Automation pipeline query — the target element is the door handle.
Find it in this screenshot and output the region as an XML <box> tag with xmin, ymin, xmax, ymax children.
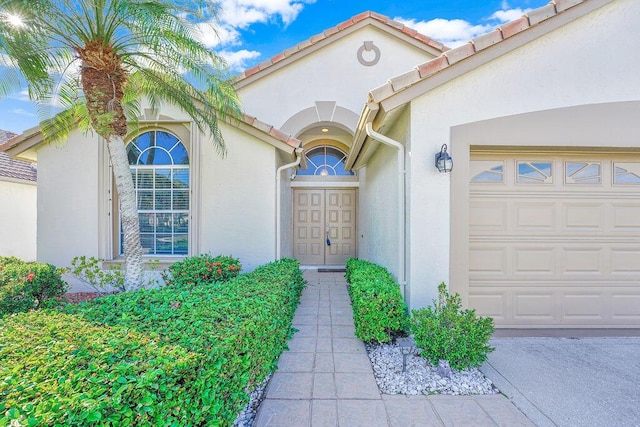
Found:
<box><xmin>326</xmin><ymin>230</ymin><xmax>331</xmax><ymax>246</ymax></box>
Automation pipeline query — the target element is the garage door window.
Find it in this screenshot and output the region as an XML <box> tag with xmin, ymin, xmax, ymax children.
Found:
<box><xmin>613</xmin><ymin>163</ymin><xmax>640</xmax><ymax>185</ymax></box>
<box><xmin>565</xmin><ymin>162</ymin><xmax>601</xmax><ymax>184</ymax></box>
<box><xmin>517</xmin><ymin>161</ymin><xmax>552</xmax><ymax>184</ymax></box>
<box><xmin>470</xmin><ymin>160</ymin><xmax>504</xmax><ymax>183</ymax></box>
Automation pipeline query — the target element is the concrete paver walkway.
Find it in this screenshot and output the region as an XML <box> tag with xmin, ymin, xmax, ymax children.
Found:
<box><xmin>255</xmin><ymin>269</ymin><xmax>534</xmax><ymax>426</ymax></box>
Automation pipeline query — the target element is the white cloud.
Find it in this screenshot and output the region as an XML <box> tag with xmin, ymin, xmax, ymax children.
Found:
<box><xmin>194</xmin><ymin>21</ymin><xmax>241</xmax><ymax>48</ymax></box>
<box><xmin>10</xmin><ymin>108</ymin><xmax>35</xmax><ymax>117</ymax></box>
<box><xmin>218</xmin><ymin>0</ymin><xmax>315</xmax><ymax>28</ymax></box>
<box><xmin>489</xmin><ymin>8</ymin><xmax>529</xmax><ymax>23</ymax></box>
<box><xmin>394</xmin><ymin>6</ymin><xmax>533</xmax><ymax>48</ymax></box>
<box><xmin>8</xmin><ymin>90</ymin><xmax>30</xmax><ymax>102</ymax></box>
<box><xmin>396</xmin><ymin>17</ymin><xmax>492</xmax><ymax>48</ymax></box>
<box><xmin>219</xmin><ymin>49</ymin><xmax>261</xmax><ymax>72</ymax></box>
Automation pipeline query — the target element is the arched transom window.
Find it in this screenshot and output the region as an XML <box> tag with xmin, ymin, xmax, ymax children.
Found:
<box><xmin>123</xmin><ymin>130</ymin><xmax>189</xmax><ymax>255</ymax></box>
<box><xmin>298</xmin><ymin>146</ymin><xmax>354</xmax><ymax>176</ymax></box>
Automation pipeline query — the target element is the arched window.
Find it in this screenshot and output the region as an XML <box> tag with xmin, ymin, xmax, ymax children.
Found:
<box><xmin>298</xmin><ymin>146</ymin><xmax>354</xmax><ymax>176</ymax></box>
<box><xmin>122</xmin><ymin>131</ymin><xmax>189</xmax><ymax>255</ymax></box>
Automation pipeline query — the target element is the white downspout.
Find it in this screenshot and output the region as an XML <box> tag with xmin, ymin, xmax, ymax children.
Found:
<box><xmin>365</xmin><ymin>122</ymin><xmax>407</xmax><ymax>298</ymax></box>
<box><xmin>276</xmin><ymin>147</ymin><xmax>303</xmax><ymax>260</ymax></box>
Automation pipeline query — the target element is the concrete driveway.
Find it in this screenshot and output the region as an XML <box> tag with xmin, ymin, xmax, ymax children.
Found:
<box><xmin>480</xmin><ymin>335</ymin><xmax>640</xmax><ymax>427</ymax></box>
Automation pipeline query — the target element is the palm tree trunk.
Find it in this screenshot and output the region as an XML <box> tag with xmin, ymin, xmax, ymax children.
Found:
<box><xmin>106</xmin><ymin>134</ymin><xmax>143</xmax><ymax>289</ymax></box>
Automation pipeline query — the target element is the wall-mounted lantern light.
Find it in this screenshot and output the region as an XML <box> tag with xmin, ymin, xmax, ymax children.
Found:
<box><xmin>435</xmin><ymin>144</ymin><xmax>453</xmax><ymax>173</ymax></box>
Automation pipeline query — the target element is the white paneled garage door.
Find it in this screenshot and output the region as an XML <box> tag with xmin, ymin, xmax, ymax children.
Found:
<box><xmin>469</xmin><ymin>152</ymin><xmax>640</xmax><ymax>327</ymax></box>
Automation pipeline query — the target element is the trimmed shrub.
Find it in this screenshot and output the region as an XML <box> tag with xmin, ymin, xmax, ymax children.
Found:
<box><xmin>412</xmin><ymin>283</ymin><xmax>494</xmax><ymax>371</ymax></box>
<box><xmin>162</xmin><ymin>254</ymin><xmax>241</xmax><ymax>286</ymax></box>
<box><xmin>346</xmin><ymin>258</ymin><xmax>409</xmax><ymax>343</ymax></box>
<box><xmin>0</xmin><ymin>311</ymin><xmax>200</xmax><ymax>426</ymax></box>
<box><xmin>1</xmin><ymin>258</ymin><xmax>304</xmax><ymax>426</ymax></box>
<box><xmin>0</xmin><ymin>259</ymin><xmax>68</xmax><ymax>316</ymax></box>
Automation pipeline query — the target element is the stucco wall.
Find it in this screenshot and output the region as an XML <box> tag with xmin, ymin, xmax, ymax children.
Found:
<box><xmin>405</xmin><ymin>0</ymin><xmax>640</xmax><ymax>310</ymax></box>
<box><xmin>37</xmin><ymin>132</ymin><xmax>102</xmax><ymax>267</ymax></box>
<box><xmin>198</xmin><ymin>122</ymin><xmax>278</xmax><ymax>271</ymax></box>
<box><xmin>0</xmin><ymin>179</ymin><xmax>37</xmax><ymax>261</ymax></box>
<box><xmin>238</xmin><ymin>25</ymin><xmax>437</xmax><ymax>130</ymax></box>
<box><xmin>358</xmin><ymin>111</ymin><xmax>411</xmax><ymax>291</ymax></box>
<box><xmin>34</xmin><ymin>99</ymin><xmax>285</xmax><ymax>278</ymax></box>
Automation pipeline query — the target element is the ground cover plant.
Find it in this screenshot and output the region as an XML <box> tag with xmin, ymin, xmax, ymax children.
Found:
<box><xmin>162</xmin><ymin>254</ymin><xmax>241</xmax><ymax>286</ymax></box>
<box><xmin>0</xmin><ymin>258</ymin><xmax>305</xmax><ymax>426</ymax></box>
<box><xmin>345</xmin><ymin>258</ymin><xmax>409</xmax><ymax>343</ymax></box>
<box><xmin>0</xmin><ymin>256</ymin><xmax>67</xmax><ymax>316</ymax></box>
<box><xmin>412</xmin><ymin>283</ymin><xmax>494</xmax><ymax>370</ymax></box>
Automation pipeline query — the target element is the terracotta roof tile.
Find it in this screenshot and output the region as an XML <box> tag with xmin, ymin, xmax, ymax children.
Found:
<box><xmin>368</xmin><ymin>0</ymin><xmax>594</xmax><ymax>105</ymax></box>
<box><xmin>527</xmin><ymin>3</ymin><xmax>558</xmax><ymax>25</ymax></box>
<box><xmin>443</xmin><ymin>42</ymin><xmax>476</xmax><ymax>65</ymax></box>
<box><xmin>389</xmin><ymin>69</ymin><xmax>421</xmax><ymax>92</ymax></box>
<box><xmin>471</xmin><ymin>29</ymin><xmax>504</xmax><ymax>51</ymax></box>
<box><xmin>0</xmin><ymin>130</ymin><xmax>37</xmax><ymax>182</ymax></box>
<box><xmin>554</xmin><ymin>0</ymin><xmax>585</xmax><ymax>13</ymax></box>
<box><xmin>233</xmin><ymin>11</ymin><xmax>448</xmax><ymax>84</ymax></box>
<box><xmin>500</xmin><ymin>16</ymin><xmax>531</xmax><ymax>39</ymax></box>
<box><xmin>240</xmin><ymin>115</ymin><xmax>301</xmax><ymax>149</ymax></box>
<box><xmin>416</xmin><ymin>55</ymin><xmax>449</xmax><ymax>79</ymax></box>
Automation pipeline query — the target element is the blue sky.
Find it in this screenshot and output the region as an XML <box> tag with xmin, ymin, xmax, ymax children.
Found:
<box><xmin>0</xmin><ymin>0</ymin><xmax>547</xmax><ymax>134</ymax></box>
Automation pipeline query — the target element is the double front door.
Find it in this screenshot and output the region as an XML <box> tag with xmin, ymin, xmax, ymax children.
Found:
<box><xmin>293</xmin><ymin>189</ymin><xmax>356</xmax><ymax>265</ymax></box>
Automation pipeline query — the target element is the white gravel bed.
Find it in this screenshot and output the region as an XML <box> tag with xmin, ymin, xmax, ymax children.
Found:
<box><xmin>233</xmin><ymin>373</ymin><xmax>271</xmax><ymax>427</ymax></box>
<box><xmin>366</xmin><ymin>342</ymin><xmax>499</xmax><ymax>396</ymax></box>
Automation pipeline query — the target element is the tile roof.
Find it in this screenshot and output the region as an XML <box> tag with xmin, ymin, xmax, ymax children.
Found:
<box><xmin>369</xmin><ymin>0</ymin><xmax>590</xmax><ymax>104</ymax></box>
<box><xmin>233</xmin><ymin>11</ymin><xmax>449</xmax><ymax>84</ymax></box>
<box><xmin>241</xmin><ymin>114</ymin><xmax>301</xmax><ymax>149</ymax></box>
<box><xmin>0</xmin><ymin>130</ymin><xmax>37</xmax><ymax>182</ymax></box>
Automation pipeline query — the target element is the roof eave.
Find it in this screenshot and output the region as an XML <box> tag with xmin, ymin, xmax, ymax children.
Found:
<box><xmin>371</xmin><ymin>0</ymin><xmax>614</xmax><ymax>113</ymax></box>
<box><xmin>345</xmin><ymin>102</ymin><xmax>380</xmax><ymax>170</ymax></box>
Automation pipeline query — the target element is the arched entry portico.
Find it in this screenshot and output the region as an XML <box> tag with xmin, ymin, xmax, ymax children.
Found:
<box><xmin>289</xmin><ymin>118</ymin><xmax>359</xmax><ymax>266</ymax></box>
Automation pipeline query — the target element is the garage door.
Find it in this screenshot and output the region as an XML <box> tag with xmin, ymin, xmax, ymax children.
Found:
<box><xmin>469</xmin><ymin>152</ymin><xmax>640</xmax><ymax>327</ymax></box>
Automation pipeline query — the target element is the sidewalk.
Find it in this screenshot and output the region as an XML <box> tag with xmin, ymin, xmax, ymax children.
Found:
<box><xmin>254</xmin><ymin>269</ymin><xmax>534</xmax><ymax>427</ymax></box>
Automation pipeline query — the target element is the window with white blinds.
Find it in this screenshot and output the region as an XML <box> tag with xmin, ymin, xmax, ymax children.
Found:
<box><xmin>122</xmin><ymin>131</ymin><xmax>189</xmax><ymax>255</ymax></box>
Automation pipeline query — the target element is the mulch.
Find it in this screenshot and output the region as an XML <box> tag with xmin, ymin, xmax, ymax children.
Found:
<box><xmin>62</xmin><ymin>292</ymin><xmax>116</xmax><ymax>304</ymax></box>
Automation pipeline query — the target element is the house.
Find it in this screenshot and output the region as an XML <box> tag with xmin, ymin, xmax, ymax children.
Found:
<box><xmin>2</xmin><ymin>0</ymin><xmax>639</xmax><ymax>327</ymax></box>
<box><xmin>0</xmin><ymin>129</ymin><xmax>37</xmax><ymax>261</ymax></box>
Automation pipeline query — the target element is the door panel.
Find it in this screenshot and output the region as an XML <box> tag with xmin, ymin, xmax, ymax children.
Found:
<box><xmin>294</xmin><ymin>189</ymin><xmax>324</xmax><ymax>265</ymax></box>
<box><xmin>325</xmin><ymin>189</ymin><xmax>356</xmax><ymax>265</ymax></box>
<box><xmin>294</xmin><ymin>189</ymin><xmax>356</xmax><ymax>265</ymax></box>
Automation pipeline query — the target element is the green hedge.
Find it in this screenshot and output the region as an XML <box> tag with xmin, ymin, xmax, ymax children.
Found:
<box><xmin>345</xmin><ymin>258</ymin><xmax>409</xmax><ymax>343</ymax></box>
<box><xmin>161</xmin><ymin>254</ymin><xmax>242</xmax><ymax>287</ymax></box>
<box><xmin>0</xmin><ymin>257</ymin><xmax>68</xmax><ymax>316</ymax></box>
<box><xmin>0</xmin><ymin>258</ymin><xmax>305</xmax><ymax>426</ymax></box>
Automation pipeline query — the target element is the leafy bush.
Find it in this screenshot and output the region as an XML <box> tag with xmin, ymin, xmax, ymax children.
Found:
<box><xmin>412</xmin><ymin>283</ymin><xmax>494</xmax><ymax>371</ymax></box>
<box><xmin>68</xmin><ymin>256</ymin><xmax>160</xmax><ymax>293</ymax></box>
<box><xmin>1</xmin><ymin>258</ymin><xmax>304</xmax><ymax>426</ymax></box>
<box><xmin>346</xmin><ymin>258</ymin><xmax>409</xmax><ymax>343</ymax></box>
<box><xmin>0</xmin><ymin>311</ymin><xmax>199</xmax><ymax>426</ymax></box>
<box><xmin>162</xmin><ymin>254</ymin><xmax>241</xmax><ymax>286</ymax></box>
<box><xmin>69</xmin><ymin>256</ymin><xmax>126</xmax><ymax>293</ymax></box>
<box><xmin>0</xmin><ymin>259</ymin><xmax>68</xmax><ymax>316</ymax></box>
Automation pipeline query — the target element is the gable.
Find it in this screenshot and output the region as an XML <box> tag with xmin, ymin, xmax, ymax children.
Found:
<box><xmin>236</xmin><ymin>14</ymin><xmax>444</xmax><ymax>133</ymax></box>
<box><xmin>348</xmin><ymin>0</ymin><xmax>630</xmax><ymax>169</ymax></box>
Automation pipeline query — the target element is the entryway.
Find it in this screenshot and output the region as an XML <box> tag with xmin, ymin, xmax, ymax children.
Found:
<box><xmin>293</xmin><ymin>188</ymin><xmax>356</xmax><ymax>265</ymax></box>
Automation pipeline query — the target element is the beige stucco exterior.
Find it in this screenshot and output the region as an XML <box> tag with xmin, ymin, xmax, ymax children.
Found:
<box><xmin>4</xmin><ymin>1</ymin><xmax>638</xmax><ymax>327</ymax></box>
<box><xmin>0</xmin><ymin>178</ymin><xmax>36</xmax><ymax>261</ymax></box>
<box><xmin>237</xmin><ymin>22</ymin><xmax>440</xmax><ymax>134</ymax></box>
<box><xmin>353</xmin><ymin>0</ymin><xmax>640</xmax><ymax>326</ymax></box>
<box><xmin>31</xmin><ymin>100</ymin><xmax>297</xmax><ymax>277</ymax></box>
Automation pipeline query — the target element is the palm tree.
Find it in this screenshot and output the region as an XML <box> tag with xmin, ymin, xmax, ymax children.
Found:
<box><xmin>0</xmin><ymin>0</ymin><xmax>241</xmax><ymax>289</ymax></box>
